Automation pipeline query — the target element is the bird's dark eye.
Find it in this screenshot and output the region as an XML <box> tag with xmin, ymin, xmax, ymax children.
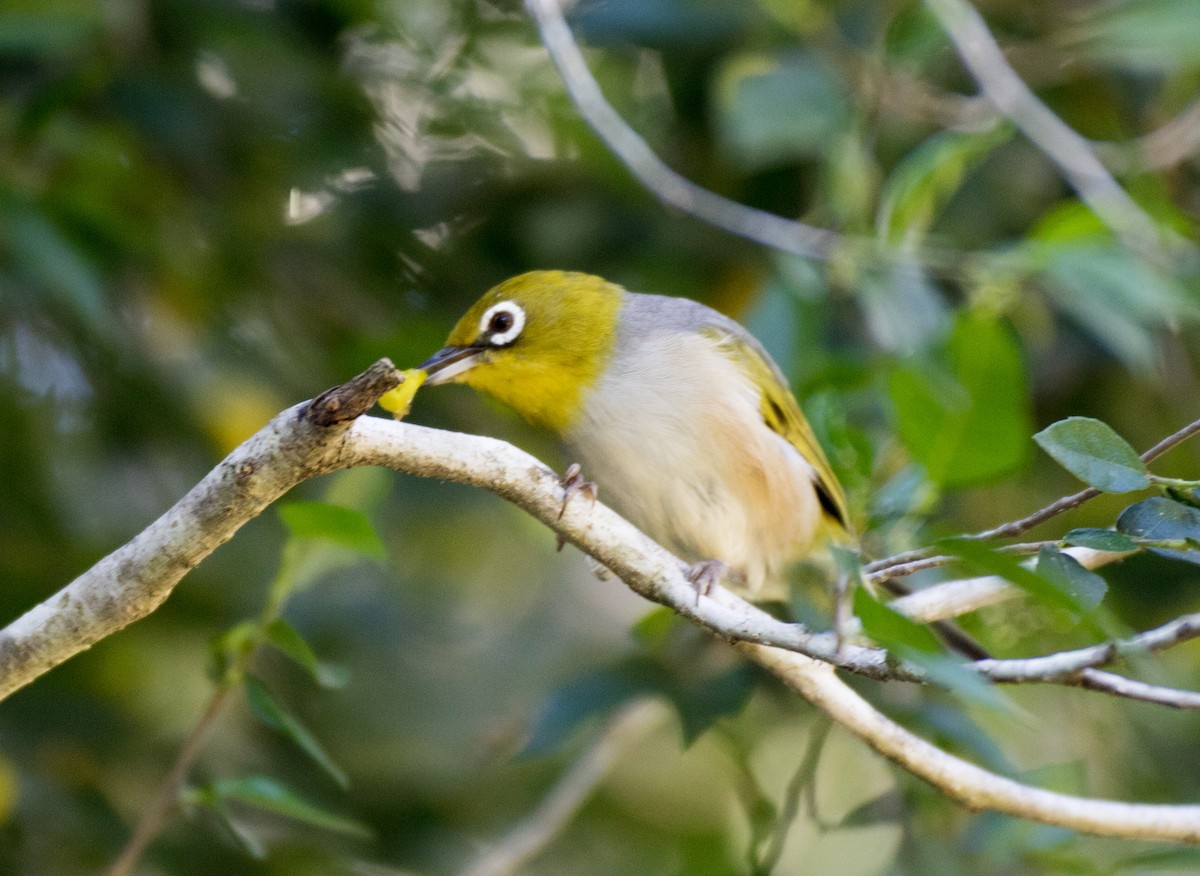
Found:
<box><xmin>489</xmin><ymin>311</ymin><xmax>514</xmax><ymax>333</ymax></box>
<box><xmin>478</xmin><ymin>300</ymin><xmax>525</xmax><ymax>346</ymax></box>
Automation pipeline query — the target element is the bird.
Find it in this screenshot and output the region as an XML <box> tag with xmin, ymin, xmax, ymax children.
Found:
<box><xmin>416</xmin><ymin>270</ymin><xmax>991</xmax><ymax>660</ymax></box>
<box><xmin>417</xmin><ymin>269</ymin><xmax>848</xmax><ymax>600</ymax></box>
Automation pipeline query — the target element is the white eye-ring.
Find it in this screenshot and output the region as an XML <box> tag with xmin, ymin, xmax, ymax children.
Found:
<box><xmin>479</xmin><ymin>301</ymin><xmax>525</xmax><ymax>347</ymax></box>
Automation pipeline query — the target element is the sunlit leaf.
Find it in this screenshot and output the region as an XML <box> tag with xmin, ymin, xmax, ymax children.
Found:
<box><xmin>278</xmin><ymin>501</ymin><xmax>386</xmax><ymax>559</ymax></box>
<box><xmin>877</xmin><ymin>124</ymin><xmax>1012</xmax><ymax>244</ymax></box>
<box><xmin>889</xmin><ymin>313</ymin><xmax>1031</xmax><ymax>486</ymax></box>
<box><xmin>1072</xmin><ymin>0</ymin><xmax>1200</xmax><ymax>73</ymax></box>
<box><xmin>244</xmin><ymin>676</ymin><xmax>349</xmax><ymax>788</ymax></box>
<box><xmin>1033</xmin><ymin>417</ymin><xmax>1149</xmax><ymax>492</ymax></box>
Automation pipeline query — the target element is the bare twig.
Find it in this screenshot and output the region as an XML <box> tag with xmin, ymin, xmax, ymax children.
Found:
<box><xmin>922</xmin><ymin>0</ymin><xmax>1189</xmax><ymax>258</ymax></box>
<box><xmin>0</xmin><ymin>360</ymin><xmax>402</xmax><ymax>702</ymax></box>
<box><xmin>1094</xmin><ymin>98</ymin><xmax>1200</xmax><ymax>173</ymax></box>
<box><xmin>459</xmin><ymin>700</ymin><xmax>662</xmax><ymax>876</ymax></box>
<box><xmin>524</xmin><ymin>0</ymin><xmax>844</xmax><ymax>262</ymax></box>
<box><xmin>106</xmin><ymin>688</ymin><xmax>235</xmax><ymax>876</ymax></box>
<box><xmin>1077</xmin><ymin>669</ymin><xmax>1200</xmax><ymax>710</ymax></box>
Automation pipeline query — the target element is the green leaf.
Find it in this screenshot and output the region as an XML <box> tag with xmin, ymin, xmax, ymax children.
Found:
<box><xmin>1117</xmin><ymin>497</ymin><xmax>1200</xmax><ymax>565</ymax></box>
<box><xmin>244</xmin><ymin>677</ymin><xmax>349</xmax><ymax>788</ymax></box>
<box><xmin>192</xmin><ymin>792</ymin><xmax>267</xmax><ymax>859</ymax></box>
<box><xmin>941</xmin><ymin>539</ymin><xmax>1086</xmax><ymax>618</ymax></box>
<box><xmin>1036</xmin><ymin>246</ymin><xmax>1199</xmax><ymax>373</ymax></box>
<box><xmin>1035</xmin><ymin>547</ymin><xmax>1108</xmax><ymax>610</ymax></box>
<box><xmin>208</xmin><ymin>621</ymin><xmax>259</xmax><ymax>683</ymax></box>
<box><xmin>278</xmin><ymin>501</ymin><xmax>386</xmax><ymax>559</ymax></box>
<box><xmin>1073</xmin><ymin>0</ymin><xmax>1200</xmax><ymax>73</ymax></box>
<box><xmin>523</xmin><ymin>663</ymin><xmax>665</xmax><ymax>757</ymax></box>
<box><xmin>714</xmin><ymin>51</ymin><xmax>847</xmax><ymax>170</ymax></box>
<box><xmin>264</xmin><ymin>619</ymin><xmax>349</xmax><ymax>689</ymax></box>
<box><xmin>877</xmin><ymin>124</ymin><xmax>1012</xmax><ymax>244</ymax></box>
<box><xmin>1033</xmin><ymin>417</ymin><xmax>1149</xmax><ymax>492</ymax></box>
<box><xmin>210</xmin><ymin>776</ymin><xmax>370</xmax><ymax>838</ymax></box>
<box><xmin>1063</xmin><ymin>528</ymin><xmax>1139</xmax><ymax>553</ymax></box>
<box><xmin>854</xmin><ymin>589</ymin><xmax>1015</xmax><ymax>713</ymax></box>
<box><xmin>853</xmin><ymin>588</ymin><xmax>941</xmax><ymax>655</ymax></box>
<box><xmin>889</xmin><ymin>312</ymin><xmax>1031</xmax><ymax>487</ymax></box>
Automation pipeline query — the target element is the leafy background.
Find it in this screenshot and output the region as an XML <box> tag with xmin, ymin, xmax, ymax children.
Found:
<box><xmin>3</xmin><ymin>0</ymin><xmax>1200</xmax><ymax>872</ymax></box>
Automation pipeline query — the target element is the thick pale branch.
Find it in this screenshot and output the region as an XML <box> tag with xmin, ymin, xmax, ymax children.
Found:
<box><xmin>8</xmin><ymin>368</ymin><xmax>1200</xmax><ymax>842</ymax></box>
<box><xmin>749</xmin><ymin>649</ymin><xmax>1200</xmax><ymax>843</ymax></box>
<box><xmin>0</xmin><ymin>361</ymin><xmax>401</xmax><ymax>702</ymax></box>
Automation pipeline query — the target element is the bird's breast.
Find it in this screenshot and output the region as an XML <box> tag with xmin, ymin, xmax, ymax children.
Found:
<box><xmin>565</xmin><ymin>330</ymin><xmax>823</xmax><ymax>595</ymax></box>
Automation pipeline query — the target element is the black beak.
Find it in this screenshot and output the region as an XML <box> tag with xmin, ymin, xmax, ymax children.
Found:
<box><xmin>418</xmin><ymin>345</ymin><xmax>482</xmax><ymax>385</ymax></box>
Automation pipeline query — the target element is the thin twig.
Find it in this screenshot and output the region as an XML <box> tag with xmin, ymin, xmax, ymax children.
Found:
<box><xmin>749</xmin><ymin>647</ymin><xmax>1200</xmax><ymax>843</ymax></box>
<box><xmin>525</xmin><ymin>0</ymin><xmax>842</xmax><ymax>262</ymax></box>
<box><xmin>1095</xmin><ymin>98</ymin><xmax>1200</xmax><ymax>173</ymax></box>
<box><xmin>867</xmin><ymin>415</ymin><xmax>1200</xmax><ymax>577</ymax></box>
<box><xmin>1077</xmin><ymin>669</ymin><xmax>1200</xmax><ymax>710</ymax></box>
<box><xmin>867</xmin><ymin>540</ymin><xmax>1054</xmax><ymax>584</ymax></box>
<box><xmin>106</xmin><ymin>687</ymin><xmax>235</xmax><ymax>876</ymax></box>
<box><xmin>459</xmin><ymin>700</ymin><xmax>662</xmax><ymax>876</ymax></box>
<box><xmin>922</xmin><ymin>0</ymin><xmax>1190</xmax><ymax>259</ymax></box>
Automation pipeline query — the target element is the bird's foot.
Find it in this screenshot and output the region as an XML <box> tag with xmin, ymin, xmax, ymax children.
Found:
<box><xmin>686</xmin><ymin>559</ymin><xmax>733</xmax><ymax>605</ymax></box>
<box><xmin>555</xmin><ymin>463</ymin><xmax>597</xmax><ymax>551</ymax></box>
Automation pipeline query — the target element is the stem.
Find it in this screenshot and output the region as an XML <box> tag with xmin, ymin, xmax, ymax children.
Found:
<box><xmin>867</xmin><ymin>416</ymin><xmax>1200</xmax><ymax>576</ymax></box>
<box><xmin>106</xmin><ymin>687</ymin><xmax>235</xmax><ymax>876</ymax></box>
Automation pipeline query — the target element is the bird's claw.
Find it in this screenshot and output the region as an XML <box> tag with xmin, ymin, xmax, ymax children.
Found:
<box><xmin>556</xmin><ymin>463</ymin><xmax>597</xmax><ymax>551</ymax></box>
<box><xmin>686</xmin><ymin>559</ymin><xmax>730</xmax><ymax>605</ymax></box>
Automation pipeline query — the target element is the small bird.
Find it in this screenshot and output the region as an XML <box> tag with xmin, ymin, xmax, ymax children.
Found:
<box><xmin>417</xmin><ymin>270</ymin><xmax>848</xmax><ymax>598</ymax></box>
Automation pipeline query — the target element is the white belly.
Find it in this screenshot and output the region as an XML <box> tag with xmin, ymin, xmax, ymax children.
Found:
<box><xmin>565</xmin><ymin>330</ymin><xmax>822</xmax><ymax>594</ymax></box>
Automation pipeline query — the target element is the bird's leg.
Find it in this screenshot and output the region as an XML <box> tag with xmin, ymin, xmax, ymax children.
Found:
<box><xmin>833</xmin><ymin>567</ymin><xmax>854</xmax><ymax>655</ymax></box>
<box><xmin>685</xmin><ymin>559</ymin><xmax>745</xmax><ymax>605</ymax></box>
<box><xmin>555</xmin><ymin>463</ymin><xmax>598</xmax><ymax>551</ymax></box>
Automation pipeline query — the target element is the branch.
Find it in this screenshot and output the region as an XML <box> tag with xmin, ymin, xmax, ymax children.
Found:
<box><xmin>459</xmin><ymin>700</ymin><xmax>661</xmax><ymax>876</ymax></box>
<box><xmin>524</xmin><ymin>0</ymin><xmax>844</xmax><ymax>262</ymax></box>
<box><xmin>0</xmin><ymin>360</ymin><xmax>401</xmax><ymax>702</ymax></box>
<box><xmin>8</xmin><ymin>364</ymin><xmax>1200</xmax><ymax>842</ymax></box>
<box><xmin>867</xmin><ymin>415</ymin><xmax>1200</xmax><ymax>581</ymax></box>
<box><xmin>922</xmin><ymin>0</ymin><xmax>1191</xmax><ymax>259</ymax></box>
<box><xmin>748</xmin><ymin>648</ymin><xmax>1200</xmax><ymax>843</ymax></box>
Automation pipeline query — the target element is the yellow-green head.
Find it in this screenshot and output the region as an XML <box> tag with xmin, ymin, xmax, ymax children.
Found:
<box><xmin>419</xmin><ymin>271</ymin><xmax>624</xmax><ymax>433</ymax></box>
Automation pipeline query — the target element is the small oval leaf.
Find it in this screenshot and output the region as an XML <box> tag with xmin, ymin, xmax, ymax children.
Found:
<box><xmin>1036</xmin><ymin>546</ymin><xmax>1108</xmax><ymax>610</ymax></box>
<box><xmin>1117</xmin><ymin>497</ymin><xmax>1200</xmax><ymax>565</ymax></box>
<box><xmin>1033</xmin><ymin>417</ymin><xmax>1149</xmax><ymax>492</ymax></box>
<box><xmin>1063</xmin><ymin>528</ymin><xmax>1139</xmax><ymax>553</ymax></box>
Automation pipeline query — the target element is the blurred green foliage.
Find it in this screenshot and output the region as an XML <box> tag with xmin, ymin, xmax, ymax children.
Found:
<box><xmin>3</xmin><ymin>0</ymin><xmax>1200</xmax><ymax>873</ymax></box>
